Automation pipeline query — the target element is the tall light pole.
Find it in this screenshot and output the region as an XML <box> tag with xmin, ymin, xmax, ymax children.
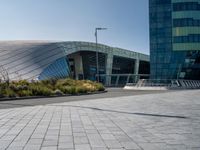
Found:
<box><xmin>95</xmin><ymin>27</ymin><xmax>107</xmax><ymax>82</ymax></box>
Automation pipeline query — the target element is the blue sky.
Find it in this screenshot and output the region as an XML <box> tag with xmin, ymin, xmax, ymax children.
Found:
<box><xmin>0</xmin><ymin>0</ymin><xmax>149</xmax><ymax>54</ymax></box>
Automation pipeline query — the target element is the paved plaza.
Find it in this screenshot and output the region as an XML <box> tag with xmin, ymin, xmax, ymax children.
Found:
<box><xmin>0</xmin><ymin>89</ymin><xmax>200</xmax><ymax>150</ymax></box>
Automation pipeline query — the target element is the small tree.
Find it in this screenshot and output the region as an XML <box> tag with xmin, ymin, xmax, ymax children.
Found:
<box><xmin>0</xmin><ymin>65</ymin><xmax>10</xmax><ymax>87</ymax></box>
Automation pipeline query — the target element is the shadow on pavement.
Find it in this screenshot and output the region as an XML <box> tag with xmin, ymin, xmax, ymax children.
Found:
<box><xmin>59</xmin><ymin>104</ymin><xmax>188</xmax><ymax>119</ymax></box>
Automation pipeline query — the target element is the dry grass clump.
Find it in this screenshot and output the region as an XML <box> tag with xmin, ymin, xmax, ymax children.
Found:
<box><xmin>0</xmin><ymin>78</ymin><xmax>105</xmax><ymax>98</ymax></box>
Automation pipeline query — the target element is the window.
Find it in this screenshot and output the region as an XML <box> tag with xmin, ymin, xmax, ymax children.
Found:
<box><xmin>173</xmin><ymin>18</ymin><xmax>200</xmax><ymax>27</ymax></box>
<box><xmin>173</xmin><ymin>34</ymin><xmax>200</xmax><ymax>43</ymax></box>
<box><xmin>173</xmin><ymin>2</ymin><xmax>200</xmax><ymax>11</ymax></box>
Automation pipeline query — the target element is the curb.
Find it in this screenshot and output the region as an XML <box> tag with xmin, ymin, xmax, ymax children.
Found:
<box><xmin>0</xmin><ymin>90</ymin><xmax>107</xmax><ymax>102</ymax></box>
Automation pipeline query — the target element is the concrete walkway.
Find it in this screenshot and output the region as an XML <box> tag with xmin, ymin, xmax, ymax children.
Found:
<box><xmin>0</xmin><ymin>88</ymin><xmax>168</xmax><ymax>109</ymax></box>
<box><xmin>0</xmin><ymin>90</ymin><xmax>200</xmax><ymax>150</ymax></box>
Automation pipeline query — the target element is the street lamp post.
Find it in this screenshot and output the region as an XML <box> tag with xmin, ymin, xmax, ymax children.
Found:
<box><xmin>95</xmin><ymin>27</ymin><xmax>107</xmax><ymax>82</ymax></box>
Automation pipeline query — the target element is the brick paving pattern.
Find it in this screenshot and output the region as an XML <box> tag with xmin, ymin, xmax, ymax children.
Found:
<box><xmin>0</xmin><ymin>90</ymin><xmax>200</xmax><ymax>150</ymax></box>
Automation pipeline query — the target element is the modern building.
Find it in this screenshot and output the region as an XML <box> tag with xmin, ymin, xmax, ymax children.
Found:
<box><xmin>0</xmin><ymin>41</ymin><xmax>149</xmax><ymax>86</ymax></box>
<box><xmin>149</xmin><ymin>0</ymin><xmax>200</xmax><ymax>80</ymax></box>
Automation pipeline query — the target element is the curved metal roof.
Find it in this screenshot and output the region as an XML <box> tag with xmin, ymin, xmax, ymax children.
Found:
<box><xmin>0</xmin><ymin>41</ymin><xmax>149</xmax><ymax>80</ymax></box>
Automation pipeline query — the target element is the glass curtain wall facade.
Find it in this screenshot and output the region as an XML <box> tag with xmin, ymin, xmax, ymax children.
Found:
<box><xmin>150</xmin><ymin>0</ymin><xmax>200</xmax><ymax>80</ymax></box>
<box><xmin>81</xmin><ymin>51</ymin><xmax>106</xmax><ymax>82</ymax></box>
<box><xmin>38</xmin><ymin>57</ymin><xmax>70</xmax><ymax>80</ymax></box>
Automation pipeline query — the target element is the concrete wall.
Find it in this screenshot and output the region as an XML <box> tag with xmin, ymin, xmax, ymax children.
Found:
<box><xmin>67</xmin><ymin>53</ymin><xmax>84</xmax><ymax>80</ymax></box>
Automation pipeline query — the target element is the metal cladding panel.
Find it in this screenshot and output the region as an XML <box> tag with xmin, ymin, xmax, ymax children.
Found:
<box><xmin>0</xmin><ymin>41</ymin><xmax>65</xmax><ymax>80</ymax></box>
<box><xmin>60</xmin><ymin>41</ymin><xmax>149</xmax><ymax>62</ymax></box>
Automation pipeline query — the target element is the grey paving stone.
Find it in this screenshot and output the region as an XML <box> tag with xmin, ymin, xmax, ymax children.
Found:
<box><xmin>58</xmin><ymin>149</ymin><xmax>74</xmax><ymax>150</ymax></box>
<box><xmin>87</xmin><ymin>134</ymin><xmax>106</xmax><ymax>148</ymax></box>
<box><xmin>91</xmin><ymin>148</ymin><xmax>107</xmax><ymax>150</ymax></box>
<box><xmin>85</xmin><ymin>129</ymin><xmax>99</xmax><ymax>134</ymax></box>
<box><xmin>120</xmin><ymin>141</ymin><xmax>141</xmax><ymax>149</ymax></box>
<box><xmin>137</xmin><ymin>142</ymin><xmax>160</xmax><ymax>150</ymax></box>
<box><xmin>75</xmin><ymin>144</ymin><xmax>91</xmax><ymax>150</ymax></box>
<box><xmin>27</xmin><ymin>138</ymin><xmax>43</xmax><ymax>145</ymax></box>
<box><xmin>58</xmin><ymin>142</ymin><xmax>74</xmax><ymax>149</ymax></box>
<box><xmin>9</xmin><ymin>141</ymin><xmax>27</xmax><ymax>147</ymax></box>
<box><xmin>104</xmin><ymin>140</ymin><xmax>122</xmax><ymax>149</ymax></box>
<box><xmin>0</xmin><ymin>135</ymin><xmax>16</xmax><ymax>141</ymax></box>
<box><xmin>0</xmin><ymin>90</ymin><xmax>200</xmax><ymax>150</ymax></box>
<box><xmin>100</xmin><ymin>134</ymin><xmax>116</xmax><ymax>140</ymax></box>
<box><xmin>74</xmin><ymin>136</ymin><xmax>89</xmax><ymax>144</ymax></box>
<box><xmin>59</xmin><ymin>135</ymin><xmax>73</xmax><ymax>143</ymax></box>
<box><xmin>24</xmin><ymin>145</ymin><xmax>41</xmax><ymax>150</ymax></box>
<box><xmin>6</xmin><ymin>146</ymin><xmax>24</xmax><ymax>150</ymax></box>
<box><xmin>73</xmin><ymin>132</ymin><xmax>86</xmax><ymax>137</ymax></box>
<box><xmin>109</xmin><ymin>149</ymin><xmax>124</xmax><ymax>150</ymax></box>
<box><xmin>41</xmin><ymin>146</ymin><xmax>57</xmax><ymax>150</ymax></box>
<box><xmin>42</xmin><ymin>140</ymin><xmax>58</xmax><ymax>146</ymax></box>
<box><xmin>0</xmin><ymin>141</ymin><xmax>11</xmax><ymax>149</ymax></box>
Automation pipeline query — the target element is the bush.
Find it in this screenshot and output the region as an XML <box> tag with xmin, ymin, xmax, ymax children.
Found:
<box><xmin>75</xmin><ymin>86</ymin><xmax>87</xmax><ymax>94</ymax></box>
<box><xmin>17</xmin><ymin>90</ymin><xmax>32</xmax><ymax>97</ymax></box>
<box><xmin>41</xmin><ymin>79</ymin><xmax>56</xmax><ymax>90</ymax></box>
<box><xmin>59</xmin><ymin>86</ymin><xmax>76</xmax><ymax>94</ymax></box>
<box><xmin>57</xmin><ymin>86</ymin><xmax>67</xmax><ymax>94</ymax></box>
<box><xmin>12</xmin><ymin>80</ymin><xmax>29</xmax><ymax>86</ymax></box>
<box><xmin>53</xmin><ymin>89</ymin><xmax>63</xmax><ymax>96</ymax></box>
<box><xmin>0</xmin><ymin>78</ymin><xmax>105</xmax><ymax>98</ymax></box>
<box><xmin>18</xmin><ymin>85</ymin><xmax>28</xmax><ymax>91</ymax></box>
<box><xmin>3</xmin><ymin>88</ymin><xmax>16</xmax><ymax>97</ymax></box>
<box><xmin>0</xmin><ymin>82</ymin><xmax>8</xmax><ymax>90</ymax></box>
<box><xmin>55</xmin><ymin>78</ymin><xmax>76</xmax><ymax>87</ymax></box>
<box><xmin>9</xmin><ymin>84</ymin><xmax>18</xmax><ymax>91</ymax></box>
<box><xmin>95</xmin><ymin>83</ymin><xmax>105</xmax><ymax>91</ymax></box>
<box><xmin>82</xmin><ymin>83</ymin><xmax>96</xmax><ymax>92</ymax></box>
<box><xmin>69</xmin><ymin>86</ymin><xmax>76</xmax><ymax>94</ymax></box>
<box><xmin>29</xmin><ymin>85</ymin><xmax>53</xmax><ymax>96</ymax></box>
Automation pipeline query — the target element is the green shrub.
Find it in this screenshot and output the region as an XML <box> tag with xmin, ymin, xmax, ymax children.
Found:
<box><xmin>69</xmin><ymin>86</ymin><xmax>76</xmax><ymax>94</ymax></box>
<box><xmin>41</xmin><ymin>79</ymin><xmax>56</xmax><ymax>90</ymax></box>
<box><xmin>0</xmin><ymin>87</ymin><xmax>5</xmax><ymax>97</ymax></box>
<box><xmin>12</xmin><ymin>80</ymin><xmax>29</xmax><ymax>86</ymax></box>
<box><xmin>59</xmin><ymin>86</ymin><xmax>76</xmax><ymax>94</ymax></box>
<box><xmin>81</xmin><ymin>83</ymin><xmax>96</xmax><ymax>92</ymax></box>
<box><xmin>53</xmin><ymin>89</ymin><xmax>63</xmax><ymax>96</ymax></box>
<box><xmin>18</xmin><ymin>85</ymin><xmax>28</xmax><ymax>91</ymax></box>
<box><xmin>17</xmin><ymin>90</ymin><xmax>32</xmax><ymax>97</ymax></box>
<box><xmin>57</xmin><ymin>86</ymin><xmax>67</xmax><ymax>94</ymax></box>
<box><xmin>29</xmin><ymin>85</ymin><xmax>53</xmax><ymax>96</ymax></box>
<box><xmin>41</xmin><ymin>79</ymin><xmax>51</xmax><ymax>85</ymax></box>
<box><xmin>0</xmin><ymin>78</ymin><xmax>105</xmax><ymax>97</ymax></box>
<box><xmin>9</xmin><ymin>84</ymin><xmax>18</xmax><ymax>91</ymax></box>
<box><xmin>0</xmin><ymin>82</ymin><xmax>8</xmax><ymax>90</ymax></box>
<box><xmin>95</xmin><ymin>83</ymin><xmax>105</xmax><ymax>91</ymax></box>
<box><xmin>9</xmin><ymin>84</ymin><xmax>29</xmax><ymax>91</ymax></box>
<box><xmin>55</xmin><ymin>78</ymin><xmax>76</xmax><ymax>87</ymax></box>
<box><xmin>4</xmin><ymin>88</ymin><xmax>16</xmax><ymax>97</ymax></box>
<box><xmin>75</xmin><ymin>86</ymin><xmax>87</xmax><ymax>94</ymax></box>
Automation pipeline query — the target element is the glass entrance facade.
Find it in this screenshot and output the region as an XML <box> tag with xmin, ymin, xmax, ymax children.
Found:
<box><xmin>81</xmin><ymin>51</ymin><xmax>106</xmax><ymax>82</ymax></box>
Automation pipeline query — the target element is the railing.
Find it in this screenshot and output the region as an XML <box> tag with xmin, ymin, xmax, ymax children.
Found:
<box><xmin>176</xmin><ymin>79</ymin><xmax>200</xmax><ymax>89</ymax></box>
<box><xmin>96</xmin><ymin>74</ymin><xmax>150</xmax><ymax>87</ymax></box>
<box><xmin>135</xmin><ymin>79</ymin><xmax>172</xmax><ymax>87</ymax></box>
<box><xmin>125</xmin><ymin>79</ymin><xmax>200</xmax><ymax>89</ymax></box>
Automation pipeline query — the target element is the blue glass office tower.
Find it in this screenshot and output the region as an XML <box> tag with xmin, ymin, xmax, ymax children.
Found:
<box><xmin>149</xmin><ymin>0</ymin><xmax>200</xmax><ymax>80</ymax></box>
